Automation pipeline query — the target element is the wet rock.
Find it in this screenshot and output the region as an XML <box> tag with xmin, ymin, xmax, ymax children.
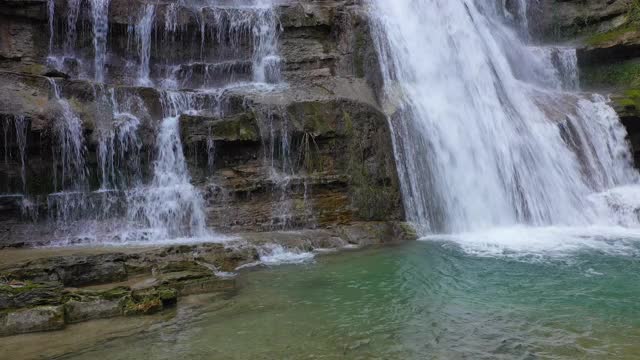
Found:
<box><xmin>180</xmin><ymin>112</ymin><xmax>261</xmax><ymax>144</ymax></box>
<box><xmin>0</xmin><ymin>281</ymin><xmax>63</xmax><ymax>310</ymax></box>
<box><xmin>531</xmin><ymin>0</ymin><xmax>632</xmax><ymax>41</ymax></box>
<box><xmin>1</xmin><ymin>253</ymin><xmax>128</xmax><ymax>287</ymax></box>
<box><xmin>64</xmin><ymin>298</ymin><xmax>123</xmax><ymax>324</ymax></box>
<box><xmin>195</xmin><ymin>245</ymin><xmax>260</xmax><ymax>272</ymax></box>
<box><xmin>0</xmin><ymin>305</ymin><xmax>65</xmax><ymax>336</ymax></box>
<box><xmin>124</xmin><ymin>286</ymin><xmax>177</xmax><ymax>316</ymax></box>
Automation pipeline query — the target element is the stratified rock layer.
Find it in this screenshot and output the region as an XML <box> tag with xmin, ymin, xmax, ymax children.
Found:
<box><xmin>0</xmin><ymin>0</ymin><xmax>404</xmax><ymax>244</ymax></box>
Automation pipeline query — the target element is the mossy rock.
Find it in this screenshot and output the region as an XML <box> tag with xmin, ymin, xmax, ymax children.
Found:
<box><xmin>123</xmin><ymin>297</ymin><xmax>163</xmax><ymax>316</ymax></box>
<box><xmin>0</xmin><ymin>305</ymin><xmax>65</xmax><ymax>336</ymax></box>
<box><xmin>180</xmin><ymin>112</ymin><xmax>260</xmax><ymax>144</ymax></box>
<box><xmin>0</xmin><ymin>281</ymin><xmax>63</xmax><ymax>310</ymax></box>
<box><xmin>124</xmin><ymin>286</ymin><xmax>178</xmax><ymax>316</ymax></box>
<box><xmin>580</xmin><ymin>60</ymin><xmax>640</xmax><ymax>89</ymax></box>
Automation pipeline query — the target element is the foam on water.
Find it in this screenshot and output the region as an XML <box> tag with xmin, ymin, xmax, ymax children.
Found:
<box><xmin>258</xmin><ymin>244</ymin><xmax>315</xmax><ymax>265</ymax></box>
<box><xmin>424</xmin><ymin>225</ymin><xmax>640</xmax><ymax>260</ymax></box>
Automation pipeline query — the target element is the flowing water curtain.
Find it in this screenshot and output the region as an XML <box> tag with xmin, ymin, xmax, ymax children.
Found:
<box><xmin>136</xmin><ymin>4</ymin><xmax>156</xmax><ymax>86</ymax></box>
<box><xmin>90</xmin><ymin>0</ymin><xmax>111</xmax><ymax>82</ymax></box>
<box><xmin>38</xmin><ymin>0</ymin><xmax>288</xmax><ymax>242</ymax></box>
<box><xmin>369</xmin><ymin>0</ymin><xmax>640</xmax><ymax>234</ymax></box>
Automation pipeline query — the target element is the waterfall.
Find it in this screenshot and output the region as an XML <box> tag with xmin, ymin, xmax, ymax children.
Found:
<box><xmin>97</xmin><ymin>90</ymin><xmax>143</xmax><ymax>191</ymax></box>
<box><xmin>126</xmin><ymin>107</ymin><xmax>209</xmax><ymax>240</ymax></box>
<box><xmin>251</xmin><ymin>2</ymin><xmax>282</xmax><ymax>83</ymax></box>
<box><xmin>136</xmin><ymin>4</ymin><xmax>156</xmax><ymax>86</ymax></box>
<box><xmin>14</xmin><ymin>116</ymin><xmax>28</xmax><ymax>194</ymax></box>
<box><xmin>47</xmin><ymin>79</ymin><xmax>87</xmax><ymax>193</ymax></box>
<box><xmin>36</xmin><ymin>0</ymin><xmax>286</xmax><ymax>244</ymax></box>
<box><xmin>369</xmin><ymin>0</ymin><xmax>640</xmax><ymax>234</ymax></box>
<box><xmin>64</xmin><ymin>0</ymin><xmax>82</xmax><ymax>55</ymax></box>
<box><xmin>90</xmin><ymin>0</ymin><xmax>111</xmax><ymax>82</ymax></box>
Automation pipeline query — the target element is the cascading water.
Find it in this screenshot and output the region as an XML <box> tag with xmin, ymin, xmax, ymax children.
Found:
<box><xmin>369</xmin><ymin>0</ymin><xmax>640</xmax><ymax>235</ymax></box>
<box><xmin>14</xmin><ymin>116</ymin><xmax>28</xmax><ymax>194</ymax></box>
<box><xmin>37</xmin><ymin>0</ymin><xmax>286</xmax><ymax>244</ymax></box>
<box><xmin>90</xmin><ymin>0</ymin><xmax>111</xmax><ymax>82</ymax></box>
<box><xmin>97</xmin><ymin>90</ymin><xmax>143</xmax><ymax>191</ymax></box>
<box><xmin>136</xmin><ymin>4</ymin><xmax>156</xmax><ymax>86</ymax></box>
<box><xmin>125</xmin><ymin>92</ymin><xmax>211</xmax><ymax>241</ymax></box>
<box><xmin>47</xmin><ymin>79</ymin><xmax>87</xmax><ymax>194</ymax></box>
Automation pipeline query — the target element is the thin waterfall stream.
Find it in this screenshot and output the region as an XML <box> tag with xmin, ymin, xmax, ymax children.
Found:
<box><xmin>34</xmin><ymin>0</ymin><xmax>288</xmax><ymax>245</ymax></box>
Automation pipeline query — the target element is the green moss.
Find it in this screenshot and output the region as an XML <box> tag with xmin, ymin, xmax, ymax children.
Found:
<box><xmin>0</xmin><ymin>281</ymin><xmax>47</xmax><ymax>295</ymax></box>
<box><xmin>612</xmin><ymin>89</ymin><xmax>640</xmax><ymax>119</ymax></box>
<box><xmin>353</xmin><ymin>30</ymin><xmax>367</xmax><ymax>78</ymax></box>
<box><xmin>210</xmin><ymin>113</ymin><xmax>260</xmax><ymax>142</ymax></box>
<box><xmin>347</xmin><ymin>127</ymin><xmax>400</xmax><ymax>221</ymax></box>
<box><xmin>297</xmin><ymin>102</ymin><xmax>336</xmax><ymax>137</ymax></box>
<box><xmin>580</xmin><ymin>60</ymin><xmax>640</xmax><ymax>89</ymax></box>
<box><xmin>343</xmin><ymin>111</ymin><xmax>354</xmax><ymax>137</ymax></box>
<box><xmin>99</xmin><ymin>287</ymin><xmax>130</xmax><ymax>301</ymax></box>
<box><xmin>123</xmin><ymin>297</ymin><xmax>162</xmax><ymax>315</ymax></box>
<box><xmin>586</xmin><ymin>25</ymin><xmax>637</xmax><ymax>46</ymax></box>
<box><xmin>586</xmin><ymin>0</ymin><xmax>640</xmax><ymax>46</ymax></box>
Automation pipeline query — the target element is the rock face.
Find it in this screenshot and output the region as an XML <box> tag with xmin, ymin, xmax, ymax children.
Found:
<box><xmin>0</xmin><ymin>0</ymin><xmax>405</xmax><ymax>245</ymax></box>
<box><xmin>531</xmin><ymin>0</ymin><xmax>633</xmax><ymax>41</ymax></box>
<box><xmin>533</xmin><ymin>0</ymin><xmax>640</xmax><ymax>166</ymax></box>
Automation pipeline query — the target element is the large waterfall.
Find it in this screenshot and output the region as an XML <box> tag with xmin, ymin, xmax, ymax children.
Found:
<box><xmin>369</xmin><ymin>0</ymin><xmax>640</xmax><ymax>235</ymax></box>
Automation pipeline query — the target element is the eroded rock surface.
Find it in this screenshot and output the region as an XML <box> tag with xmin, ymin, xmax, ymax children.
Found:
<box><xmin>533</xmin><ymin>0</ymin><xmax>640</xmax><ymax>166</ymax></box>
<box><xmin>0</xmin><ymin>222</ymin><xmax>416</xmax><ymax>337</ymax></box>
<box><xmin>0</xmin><ymin>0</ymin><xmax>405</xmax><ymax>245</ymax></box>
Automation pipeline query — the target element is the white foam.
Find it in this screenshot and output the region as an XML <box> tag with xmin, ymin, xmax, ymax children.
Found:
<box><xmin>258</xmin><ymin>244</ymin><xmax>314</xmax><ymax>265</ymax></box>
<box><xmin>423</xmin><ymin>225</ymin><xmax>640</xmax><ymax>260</ymax></box>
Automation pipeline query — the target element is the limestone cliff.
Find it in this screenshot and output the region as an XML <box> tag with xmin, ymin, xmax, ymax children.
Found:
<box><xmin>0</xmin><ymin>0</ymin><xmax>404</xmax><ymax>245</ymax></box>
<box><xmin>534</xmin><ymin>0</ymin><xmax>640</xmax><ymax>165</ymax></box>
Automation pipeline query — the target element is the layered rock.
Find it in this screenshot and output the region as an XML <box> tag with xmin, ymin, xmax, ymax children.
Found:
<box><xmin>0</xmin><ymin>0</ymin><xmax>405</xmax><ymax>244</ymax></box>
<box><xmin>533</xmin><ymin>0</ymin><xmax>640</xmax><ymax>166</ymax></box>
<box><xmin>0</xmin><ymin>222</ymin><xmax>415</xmax><ymax>336</ymax></box>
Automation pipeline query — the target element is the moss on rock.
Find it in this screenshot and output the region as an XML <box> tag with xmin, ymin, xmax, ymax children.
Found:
<box><xmin>580</xmin><ymin>60</ymin><xmax>640</xmax><ymax>89</ymax></box>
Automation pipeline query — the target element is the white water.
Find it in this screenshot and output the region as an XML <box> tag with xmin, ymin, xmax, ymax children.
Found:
<box><xmin>136</xmin><ymin>4</ymin><xmax>156</xmax><ymax>86</ymax></box>
<box><xmin>97</xmin><ymin>90</ymin><xmax>143</xmax><ymax>191</ymax></box>
<box><xmin>90</xmin><ymin>0</ymin><xmax>111</xmax><ymax>82</ymax></box>
<box><xmin>47</xmin><ymin>79</ymin><xmax>87</xmax><ymax>193</ymax></box>
<box><xmin>369</xmin><ymin>0</ymin><xmax>640</xmax><ymax>238</ymax></box>
<box><xmin>36</xmin><ymin>0</ymin><xmax>286</xmax><ymax>245</ymax></box>
<box><xmin>126</xmin><ymin>114</ymin><xmax>208</xmax><ymax>240</ymax></box>
<box><xmin>258</xmin><ymin>244</ymin><xmax>315</xmax><ymax>265</ymax></box>
<box><xmin>14</xmin><ymin>116</ymin><xmax>28</xmax><ymax>193</ymax></box>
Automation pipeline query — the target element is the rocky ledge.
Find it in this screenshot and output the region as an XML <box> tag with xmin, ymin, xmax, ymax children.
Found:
<box><xmin>0</xmin><ymin>222</ymin><xmax>417</xmax><ymax>337</ymax></box>
<box><xmin>532</xmin><ymin>0</ymin><xmax>640</xmax><ymax>166</ymax></box>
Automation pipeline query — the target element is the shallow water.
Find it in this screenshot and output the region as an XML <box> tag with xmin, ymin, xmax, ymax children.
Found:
<box><xmin>22</xmin><ymin>235</ymin><xmax>635</xmax><ymax>360</ymax></box>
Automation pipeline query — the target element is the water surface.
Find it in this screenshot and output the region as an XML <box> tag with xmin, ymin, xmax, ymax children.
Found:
<box><xmin>50</xmin><ymin>237</ymin><xmax>640</xmax><ymax>359</ymax></box>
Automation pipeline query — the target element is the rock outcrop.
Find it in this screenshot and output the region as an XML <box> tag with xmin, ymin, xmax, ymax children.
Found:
<box><xmin>0</xmin><ymin>222</ymin><xmax>416</xmax><ymax>337</ymax></box>
<box><xmin>533</xmin><ymin>0</ymin><xmax>640</xmax><ymax>165</ymax></box>
<box><xmin>0</xmin><ymin>0</ymin><xmax>405</xmax><ymax>245</ymax></box>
